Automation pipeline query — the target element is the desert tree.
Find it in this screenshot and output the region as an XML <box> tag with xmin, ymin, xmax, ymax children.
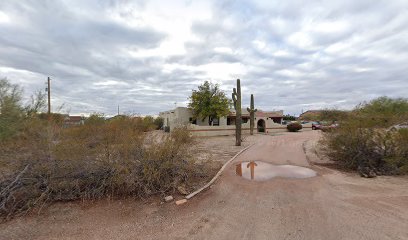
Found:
<box><xmin>0</xmin><ymin>78</ymin><xmax>47</xmax><ymax>140</ymax></box>
<box><xmin>0</xmin><ymin>78</ymin><xmax>24</xmax><ymax>139</ymax></box>
<box><xmin>188</xmin><ymin>81</ymin><xmax>231</xmax><ymax>125</ymax></box>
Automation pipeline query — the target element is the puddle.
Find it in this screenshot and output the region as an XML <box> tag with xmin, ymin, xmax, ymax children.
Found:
<box><xmin>235</xmin><ymin>161</ymin><xmax>317</xmax><ymax>181</ymax></box>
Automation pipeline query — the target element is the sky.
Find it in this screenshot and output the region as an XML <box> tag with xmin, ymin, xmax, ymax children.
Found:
<box><xmin>0</xmin><ymin>0</ymin><xmax>407</xmax><ymax>116</ymax></box>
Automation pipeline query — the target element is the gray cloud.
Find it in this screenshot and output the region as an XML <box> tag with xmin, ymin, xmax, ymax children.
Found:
<box><xmin>0</xmin><ymin>0</ymin><xmax>407</xmax><ymax>116</ymax></box>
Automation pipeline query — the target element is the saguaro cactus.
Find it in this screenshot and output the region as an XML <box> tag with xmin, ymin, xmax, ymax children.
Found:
<box><xmin>247</xmin><ymin>94</ymin><xmax>257</xmax><ymax>135</ymax></box>
<box><xmin>232</xmin><ymin>79</ymin><xmax>242</xmax><ymax>146</ymax></box>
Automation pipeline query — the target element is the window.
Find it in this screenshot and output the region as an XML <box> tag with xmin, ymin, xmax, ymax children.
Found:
<box><xmin>189</xmin><ymin>117</ymin><xmax>197</xmax><ymax>124</ymax></box>
<box><xmin>213</xmin><ymin>117</ymin><xmax>219</xmax><ymax>126</ymax></box>
<box><xmin>227</xmin><ymin>117</ymin><xmax>236</xmax><ymax>125</ymax></box>
<box><xmin>272</xmin><ymin>118</ymin><xmax>281</xmax><ymax>123</ymax></box>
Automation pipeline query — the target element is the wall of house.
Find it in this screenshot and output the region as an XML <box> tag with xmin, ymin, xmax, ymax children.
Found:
<box><xmin>159</xmin><ymin>112</ymin><xmax>172</xmax><ymax>128</ymax></box>
<box><xmin>188</xmin><ymin>121</ymin><xmax>312</xmax><ymax>137</ymax></box>
<box><xmin>188</xmin><ymin>121</ymin><xmax>251</xmax><ymax>137</ymax></box>
<box><xmin>175</xmin><ymin>107</ymin><xmax>192</xmax><ymax>126</ymax></box>
<box><xmin>160</xmin><ymin>107</ymin><xmax>231</xmax><ymax>129</ymax></box>
<box><xmin>159</xmin><ymin>107</ymin><xmax>192</xmax><ymax>130</ymax></box>
<box><xmin>195</xmin><ymin>116</ymin><xmax>228</xmax><ymax>126</ymax></box>
<box><xmin>159</xmin><ymin>107</ymin><xmax>312</xmax><ymax>136</ymax></box>
<box><xmin>196</xmin><ymin>117</ymin><xmax>208</xmax><ymax>126</ymax></box>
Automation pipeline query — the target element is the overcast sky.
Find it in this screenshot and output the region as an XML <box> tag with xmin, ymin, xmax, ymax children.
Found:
<box><xmin>0</xmin><ymin>0</ymin><xmax>407</xmax><ymax>116</ymax></box>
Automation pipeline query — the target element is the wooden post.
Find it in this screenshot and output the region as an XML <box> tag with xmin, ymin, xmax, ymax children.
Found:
<box><xmin>47</xmin><ymin>77</ymin><xmax>51</xmax><ymax>115</ymax></box>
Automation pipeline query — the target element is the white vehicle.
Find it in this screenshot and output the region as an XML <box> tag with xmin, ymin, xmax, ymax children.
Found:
<box><xmin>388</xmin><ymin>122</ymin><xmax>408</xmax><ymax>131</ymax></box>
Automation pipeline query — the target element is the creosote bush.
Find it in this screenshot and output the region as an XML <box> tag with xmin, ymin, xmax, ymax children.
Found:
<box><xmin>1</xmin><ymin>80</ymin><xmax>203</xmax><ymax>221</ymax></box>
<box><xmin>287</xmin><ymin>122</ymin><xmax>302</xmax><ymax>132</ymax></box>
<box><xmin>0</xmin><ymin>118</ymin><xmax>198</xmax><ymax>221</ymax></box>
<box><xmin>171</xmin><ymin>126</ymin><xmax>193</xmax><ymax>144</ymax></box>
<box><xmin>320</xmin><ymin>97</ymin><xmax>408</xmax><ymax>177</ymax></box>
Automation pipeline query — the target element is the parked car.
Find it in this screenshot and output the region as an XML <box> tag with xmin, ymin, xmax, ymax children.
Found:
<box><xmin>388</xmin><ymin>122</ymin><xmax>408</xmax><ymax>131</ymax></box>
<box><xmin>321</xmin><ymin>123</ymin><xmax>339</xmax><ymax>132</ymax></box>
<box><xmin>282</xmin><ymin>120</ymin><xmax>295</xmax><ymax>125</ymax></box>
<box><xmin>312</xmin><ymin>122</ymin><xmax>321</xmax><ymax>130</ymax></box>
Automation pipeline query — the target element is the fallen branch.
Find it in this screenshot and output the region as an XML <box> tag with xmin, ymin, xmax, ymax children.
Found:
<box><xmin>0</xmin><ymin>164</ymin><xmax>30</xmax><ymax>197</ymax></box>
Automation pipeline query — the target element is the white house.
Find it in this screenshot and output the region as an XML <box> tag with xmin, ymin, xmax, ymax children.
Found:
<box><xmin>159</xmin><ymin>107</ymin><xmax>289</xmax><ymax>136</ymax></box>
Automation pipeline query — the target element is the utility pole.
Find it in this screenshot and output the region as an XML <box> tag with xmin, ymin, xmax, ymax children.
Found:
<box><xmin>47</xmin><ymin>77</ymin><xmax>51</xmax><ymax>115</ymax></box>
<box><xmin>117</xmin><ymin>105</ymin><xmax>120</xmax><ymax>116</ymax></box>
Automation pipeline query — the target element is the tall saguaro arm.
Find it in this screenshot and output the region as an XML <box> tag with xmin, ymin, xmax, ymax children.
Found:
<box><xmin>232</xmin><ymin>79</ymin><xmax>242</xmax><ymax>146</ymax></box>
<box><xmin>247</xmin><ymin>94</ymin><xmax>258</xmax><ymax>135</ymax></box>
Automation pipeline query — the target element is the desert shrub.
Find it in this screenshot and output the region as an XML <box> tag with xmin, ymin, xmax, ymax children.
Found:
<box><xmin>0</xmin><ymin>80</ymin><xmax>209</xmax><ymax>221</ymax></box>
<box><xmin>137</xmin><ymin>136</ymin><xmax>195</xmax><ymax>194</ymax></box>
<box><xmin>283</xmin><ymin>114</ymin><xmax>296</xmax><ymax>121</ymax></box>
<box><xmin>154</xmin><ymin>117</ymin><xmax>164</xmax><ymax>129</ymax></box>
<box><xmin>320</xmin><ymin>97</ymin><xmax>408</xmax><ymax>176</ymax></box>
<box><xmin>319</xmin><ymin>109</ymin><xmax>350</xmax><ymax>123</ymax></box>
<box><xmin>0</xmin><ymin>79</ymin><xmax>24</xmax><ymax>140</ymax></box>
<box><xmin>170</xmin><ymin>126</ymin><xmax>193</xmax><ymax>144</ymax></box>
<box><xmin>287</xmin><ymin>122</ymin><xmax>302</xmax><ymax>132</ymax></box>
<box><xmin>357</xmin><ymin>97</ymin><xmax>408</xmax><ymax>127</ymax></box>
<box><xmin>300</xmin><ymin>109</ymin><xmax>349</xmax><ymax>122</ymax></box>
<box><xmin>142</xmin><ymin>115</ymin><xmax>156</xmax><ymax>131</ymax></box>
<box><xmin>384</xmin><ymin>129</ymin><xmax>408</xmax><ymax>174</ymax></box>
<box><xmin>0</xmin><ymin>121</ymin><xmax>198</xmax><ymax>221</ymax></box>
<box><xmin>84</xmin><ymin>113</ymin><xmax>105</xmax><ymax>125</ymax></box>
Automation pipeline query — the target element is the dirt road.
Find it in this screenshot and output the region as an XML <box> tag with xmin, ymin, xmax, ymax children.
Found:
<box><xmin>2</xmin><ymin>131</ymin><xmax>408</xmax><ymax>240</ymax></box>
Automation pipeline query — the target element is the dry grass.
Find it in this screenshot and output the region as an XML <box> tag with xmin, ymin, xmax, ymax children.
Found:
<box><xmin>0</xmin><ymin>117</ymin><xmax>209</xmax><ymax>222</ymax></box>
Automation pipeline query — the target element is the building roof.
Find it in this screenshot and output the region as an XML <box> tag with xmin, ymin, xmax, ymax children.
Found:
<box><xmin>64</xmin><ymin>115</ymin><xmax>84</xmax><ymax>124</ymax></box>
<box><xmin>255</xmin><ymin>110</ymin><xmax>283</xmax><ymax>118</ymax></box>
<box><xmin>160</xmin><ymin>107</ymin><xmax>284</xmax><ymax>118</ymax></box>
<box><xmin>67</xmin><ymin>116</ymin><xmax>83</xmax><ymax>121</ymax></box>
<box><xmin>229</xmin><ymin>109</ymin><xmax>283</xmax><ymax>118</ymax></box>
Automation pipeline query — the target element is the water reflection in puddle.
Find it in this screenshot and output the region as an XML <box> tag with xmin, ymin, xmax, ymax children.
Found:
<box><xmin>236</xmin><ymin>161</ymin><xmax>316</xmax><ymax>181</ymax></box>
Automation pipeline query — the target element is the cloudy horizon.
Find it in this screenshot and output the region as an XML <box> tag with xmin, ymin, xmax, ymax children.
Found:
<box><xmin>0</xmin><ymin>0</ymin><xmax>407</xmax><ymax>116</ymax></box>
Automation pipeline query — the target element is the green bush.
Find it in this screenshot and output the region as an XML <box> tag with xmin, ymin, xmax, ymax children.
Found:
<box><xmin>387</xmin><ymin>129</ymin><xmax>408</xmax><ymax>173</ymax></box>
<box><xmin>0</xmin><ymin>79</ymin><xmax>24</xmax><ymax>140</ymax></box>
<box><xmin>84</xmin><ymin>113</ymin><xmax>105</xmax><ymax>125</ymax></box>
<box><xmin>320</xmin><ymin>97</ymin><xmax>408</xmax><ymax>176</ymax></box>
<box><xmin>287</xmin><ymin>122</ymin><xmax>302</xmax><ymax>132</ymax></box>
<box><xmin>154</xmin><ymin>117</ymin><xmax>164</xmax><ymax>130</ymax></box>
<box><xmin>142</xmin><ymin>115</ymin><xmax>156</xmax><ymax>131</ymax></box>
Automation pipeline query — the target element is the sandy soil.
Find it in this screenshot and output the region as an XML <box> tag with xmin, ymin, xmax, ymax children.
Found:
<box><xmin>192</xmin><ymin>134</ymin><xmax>258</xmax><ymax>163</ymax></box>
<box><xmin>2</xmin><ymin>131</ymin><xmax>408</xmax><ymax>240</ymax></box>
